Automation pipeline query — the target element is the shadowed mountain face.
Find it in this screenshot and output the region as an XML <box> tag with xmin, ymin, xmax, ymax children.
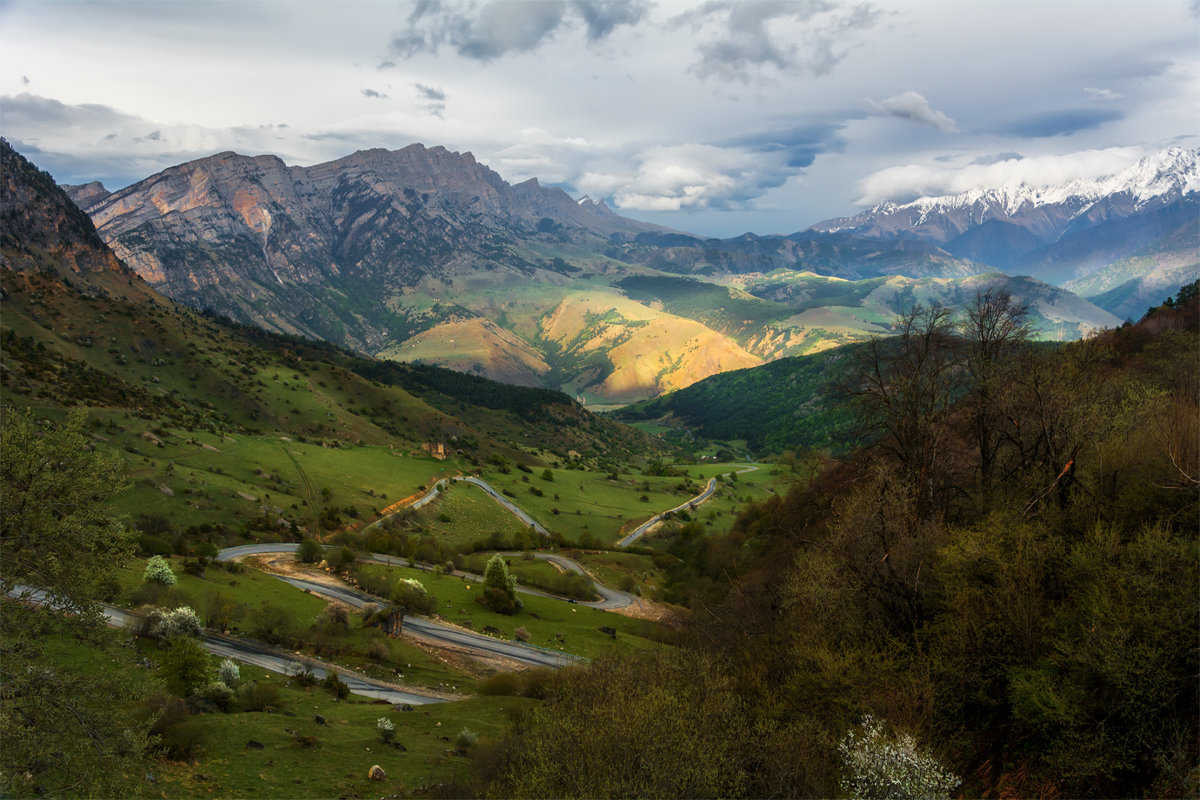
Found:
<box><xmin>2</xmin><ymin>139</ymin><xmax>658</xmax><ymax>467</ymax></box>
<box><xmin>60</xmin><ymin>143</ymin><xmax>1156</xmax><ymax>403</ymax></box>
<box><xmin>2</xmin><ymin>139</ymin><xmax>127</xmax><ymax>276</ymax></box>
<box><xmin>65</xmin><ymin>145</ymin><xmax>668</xmax><ymax>351</ymax></box>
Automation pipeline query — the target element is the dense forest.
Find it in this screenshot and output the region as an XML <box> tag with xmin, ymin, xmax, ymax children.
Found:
<box><xmin>478</xmin><ymin>287</ymin><xmax>1199</xmax><ymax>798</ymax></box>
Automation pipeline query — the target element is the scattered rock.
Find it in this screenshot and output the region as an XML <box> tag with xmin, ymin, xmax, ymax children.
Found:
<box><xmin>246</xmin><ymin>740</ymin><xmax>265</xmax><ymax>750</ymax></box>
<box><xmin>194</xmin><ymin>774</ymin><xmax>211</xmax><ymax>782</ymax></box>
<box><xmin>368</xmin><ymin>764</ymin><xmax>386</xmax><ymax>781</ymax></box>
<box><xmin>313</xmin><ymin>714</ymin><xmax>327</xmax><ymax>726</ymax></box>
<box><xmin>435</xmin><ymin>721</ymin><xmax>442</xmax><ymax>727</ymax></box>
<box><xmin>394</xmin><ymin>703</ymin><xmax>414</xmax><ymax>712</ymax></box>
<box><xmin>483</xmin><ymin>625</ymin><xmax>499</xmax><ymax>634</ymax></box>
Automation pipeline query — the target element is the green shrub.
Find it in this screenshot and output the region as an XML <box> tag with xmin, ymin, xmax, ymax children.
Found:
<box><xmin>456</xmin><ymin>727</ymin><xmax>479</xmax><ymax>751</ymax></box>
<box><xmin>240</xmin><ymin>680</ymin><xmax>281</xmax><ymax>712</ymax></box>
<box><xmin>322</xmin><ymin>670</ymin><xmax>350</xmax><ymax>699</ymax></box>
<box><xmin>249</xmin><ymin>601</ymin><xmax>295</xmax><ymax>645</ymax></box>
<box><xmin>296</xmin><ymin>537</ymin><xmax>323</xmax><ymax>563</ymax></box>
<box><xmin>143</xmin><ymin>555</ymin><xmax>176</xmax><ymax>586</ymax></box>
<box><xmin>196</xmin><ymin>681</ymin><xmax>235</xmax><ymax>713</ymax></box>
<box><xmin>158</xmin><ymin>637</ymin><xmax>212</xmax><ymax>698</ymax></box>
<box><xmin>366</xmin><ymin>637</ymin><xmax>390</xmax><ymax>661</ymax></box>
<box><xmin>478</xmin><ymin>672</ymin><xmax>521</xmax><ymax>696</ymax></box>
<box><xmin>478</xmin><ymin>555</ymin><xmax>520</xmax><ymax>614</ymax></box>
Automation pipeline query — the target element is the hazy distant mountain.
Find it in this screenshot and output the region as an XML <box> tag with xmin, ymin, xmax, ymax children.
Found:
<box><xmin>810</xmin><ymin>147</ymin><xmax>1200</xmax><ymax>313</ymax></box>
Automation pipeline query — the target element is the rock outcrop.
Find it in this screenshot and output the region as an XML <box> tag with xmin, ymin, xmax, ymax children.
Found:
<box><xmin>65</xmin><ymin>145</ymin><xmax>667</xmax><ymax>351</ymax></box>
<box><xmin>2</xmin><ymin>139</ymin><xmax>127</xmax><ymax>276</ymax></box>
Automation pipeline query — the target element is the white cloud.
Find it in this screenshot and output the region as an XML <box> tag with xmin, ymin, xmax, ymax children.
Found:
<box><xmin>854</xmin><ymin>146</ymin><xmax>1148</xmax><ymax>205</ymax></box>
<box><xmin>578</xmin><ymin>142</ymin><xmax>787</xmax><ymax>212</ymax></box>
<box><xmin>1084</xmin><ymin>86</ymin><xmax>1123</xmax><ymax>101</ymax></box>
<box><xmin>866</xmin><ymin>91</ymin><xmax>959</xmax><ymax>132</ymax></box>
<box><xmin>675</xmin><ymin>0</ymin><xmax>880</xmax><ymax>82</ymax></box>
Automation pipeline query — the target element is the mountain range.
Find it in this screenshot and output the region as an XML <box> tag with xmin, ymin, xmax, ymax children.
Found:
<box><xmin>1</xmin><ymin>139</ymin><xmax>652</xmax><ymax>469</ymax></box>
<box><xmin>61</xmin><ymin>144</ymin><xmax>1198</xmax><ymax>402</ymax></box>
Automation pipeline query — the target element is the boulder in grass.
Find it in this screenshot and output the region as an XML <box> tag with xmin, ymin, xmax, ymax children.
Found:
<box><xmin>368</xmin><ymin>764</ymin><xmax>386</xmax><ymax>781</ymax></box>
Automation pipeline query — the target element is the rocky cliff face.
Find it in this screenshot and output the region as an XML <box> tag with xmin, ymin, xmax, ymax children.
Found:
<box><xmin>65</xmin><ymin>144</ymin><xmax>668</xmax><ymax>350</ymax></box>
<box><xmin>2</xmin><ymin>139</ymin><xmax>126</xmax><ymax>276</ymax></box>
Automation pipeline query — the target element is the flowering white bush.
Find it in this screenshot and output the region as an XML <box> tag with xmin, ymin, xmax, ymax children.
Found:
<box><xmin>838</xmin><ymin>714</ymin><xmax>958</xmax><ymax>800</ymax></box>
<box><xmin>376</xmin><ymin>716</ymin><xmax>395</xmax><ymax>743</ymax></box>
<box><xmin>396</xmin><ymin>578</ymin><xmax>425</xmax><ymax>595</ymax></box>
<box><xmin>143</xmin><ymin>555</ymin><xmax>176</xmax><ymax>585</ymax></box>
<box><xmin>154</xmin><ymin>606</ymin><xmax>202</xmax><ymax>640</ymax></box>
<box><xmin>217</xmin><ymin>658</ymin><xmax>240</xmax><ymax>688</ymax></box>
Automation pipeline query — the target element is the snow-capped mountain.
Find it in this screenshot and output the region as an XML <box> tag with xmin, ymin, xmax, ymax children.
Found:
<box><xmin>809</xmin><ymin>147</ymin><xmax>1199</xmax><ymax>309</ymax></box>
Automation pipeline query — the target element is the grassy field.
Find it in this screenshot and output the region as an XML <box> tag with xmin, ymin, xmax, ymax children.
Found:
<box><xmin>562</xmin><ymin>549</ymin><xmax>666</xmax><ymax>596</ymax></box>
<box><xmin>101</xmin><ymin>419</ymin><xmax>455</xmax><ymax>534</ymax></box>
<box><xmin>149</xmin><ymin>673</ymin><xmax>535</xmax><ymax>798</ymax></box>
<box><xmin>353</xmin><ymin>562</ymin><xmax>666</xmax><ymax>660</ymax></box>
<box><xmin>398</xmin><ymin>480</ymin><xmax>532</xmax><ymax>550</ymax></box>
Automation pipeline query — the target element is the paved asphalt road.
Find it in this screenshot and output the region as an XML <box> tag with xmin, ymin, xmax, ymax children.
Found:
<box><xmin>7</xmin><ymin>585</ymin><xmax>444</xmax><ymax>705</ymax></box>
<box><xmin>616</xmin><ymin>464</ymin><xmax>760</xmax><ymax>547</ymax></box>
<box><xmin>452</xmin><ymin>476</ymin><xmax>549</xmax><ymax>535</ymax></box>
<box><xmin>219</xmin><ymin>545</ymin><xmax>580</xmax><ymax>669</ymax></box>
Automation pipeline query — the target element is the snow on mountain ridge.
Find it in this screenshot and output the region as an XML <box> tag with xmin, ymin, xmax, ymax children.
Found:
<box><xmin>911</xmin><ymin>147</ymin><xmax>1198</xmax><ymax>219</ymax></box>
<box><xmin>817</xmin><ymin>147</ymin><xmax>1199</xmax><ymax>233</ymax></box>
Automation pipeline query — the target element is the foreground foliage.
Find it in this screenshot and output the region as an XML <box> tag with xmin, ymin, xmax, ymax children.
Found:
<box><xmin>482</xmin><ymin>291</ymin><xmax>1199</xmax><ymax>798</ymax></box>
<box><xmin>0</xmin><ymin>410</ymin><xmax>153</xmax><ymax>797</ymax></box>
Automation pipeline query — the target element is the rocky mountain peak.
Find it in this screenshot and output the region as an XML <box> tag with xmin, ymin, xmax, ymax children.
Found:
<box><xmin>1</xmin><ymin>139</ymin><xmax>127</xmax><ymax>276</ymax></box>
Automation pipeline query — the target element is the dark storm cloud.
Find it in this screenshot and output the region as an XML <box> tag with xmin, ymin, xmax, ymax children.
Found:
<box><xmin>1</xmin><ymin>93</ymin><xmax>140</xmax><ymax>131</ymax></box>
<box><xmin>1001</xmin><ymin>108</ymin><xmax>1125</xmax><ymax>138</ymax></box>
<box><xmin>676</xmin><ymin>0</ymin><xmax>879</xmax><ymax>82</ymax></box>
<box><xmin>414</xmin><ymin>83</ymin><xmax>447</xmax><ymax>117</ymax></box>
<box><xmin>720</xmin><ymin>121</ymin><xmax>844</xmax><ymax>169</ymax></box>
<box><xmin>390</xmin><ymin>0</ymin><xmax>644</xmax><ymax>61</ymax></box>
<box><xmin>362</xmin><ymin>88</ymin><xmax>390</xmax><ymax>98</ymax></box>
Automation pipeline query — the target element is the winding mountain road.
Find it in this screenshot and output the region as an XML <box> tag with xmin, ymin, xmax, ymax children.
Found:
<box><xmin>616</xmin><ymin>465</ymin><xmax>759</xmax><ymax>547</ymax></box>
<box><xmin>6</xmin><ymin>585</ymin><xmax>445</xmax><ymax>705</ymax></box>
<box><xmin>219</xmin><ymin>545</ymin><xmax>583</xmax><ymax>669</ymax></box>
<box><xmin>452</xmin><ymin>476</ymin><xmax>549</xmax><ymax>535</ymax></box>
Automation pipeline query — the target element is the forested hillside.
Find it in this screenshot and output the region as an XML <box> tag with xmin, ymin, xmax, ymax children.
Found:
<box><xmin>480</xmin><ymin>287</ymin><xmax>1200</xmax><ymax>798</ymax></box>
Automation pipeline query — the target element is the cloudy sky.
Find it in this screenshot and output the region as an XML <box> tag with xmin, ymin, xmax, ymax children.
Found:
<box><xmin>1</xmin><ymin>0</ymin><xmax>1197</xmax><ymax>236</ymax></box>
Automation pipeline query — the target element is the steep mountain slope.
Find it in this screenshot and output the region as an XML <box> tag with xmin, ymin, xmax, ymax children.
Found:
<box><xmin>59</xmin><ymin>143</ymin><xmax>1135</xmax><ymax>402</ymax></box>
<box><xmin>65</xmin><ymin>145</ymin><xmax>667</xmax><ymax>351</ymax></box>
<box><xmin>2</xmin><ymin>138</ymin><xmax>127</xmax><ymax>276</ymax></box>
<box><xmin>3</xmin><ymin>140</ymin><xmax>660</xmax><ymax>472</ymax></box>
<box><xmin>810</xmin><ymin>147</ymin><xmax>1200</xmax><ymax>308</ymax></box>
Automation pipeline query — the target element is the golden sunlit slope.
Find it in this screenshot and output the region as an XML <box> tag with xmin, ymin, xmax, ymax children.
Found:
<box><xmin>539</xmin><ymin>290</ymin><xmax>762</xmax><ymax>401</ymax></box>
